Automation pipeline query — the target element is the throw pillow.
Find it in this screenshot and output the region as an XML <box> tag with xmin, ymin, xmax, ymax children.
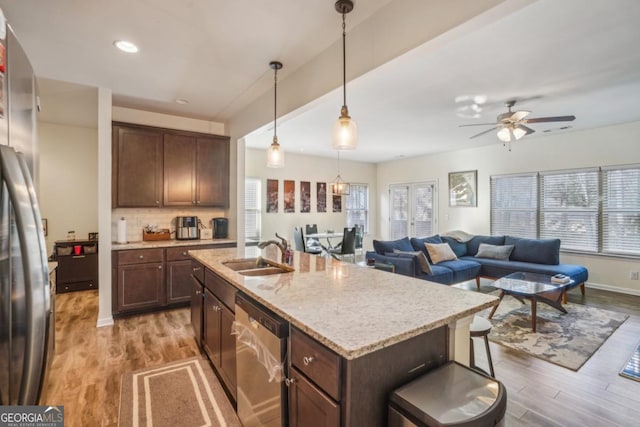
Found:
<box><xmin>425</xmin><ymin>243</ymin><xmax>458</xmax><ymax>264</ymax></box>
<box><xmin>475</xmin><ymin>243</ymin><xmax>514</xmax><ymax>260</ymax></box>
<box><xmin>393</xmin><ymin>249</ymin><xmax>433</xmax><ymax>275</ymax></box>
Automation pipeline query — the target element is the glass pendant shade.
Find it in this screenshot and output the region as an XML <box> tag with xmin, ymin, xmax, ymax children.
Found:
<box><xmin>513</xmin><ymin>127</ymin><xmax>527</xmax><ymax>140</ymax></box>
<box><xmin>497</xmin><ymin>125</ymin><xmax>527</xmax><ymax>143</ymax></box>
<box><xmin>497</xmin><ymin>127</ymin><xmax>511</xmax><ymax>142</ymax></box>
<box><xmin>332</xmin><ymin>109</ymin><xmax>358</xmax><ymax>150</ymax></box>
<box><xmin>266</xmin><ymin>137</ymin><xmax>284</xmax><ymax>168</ymax></box>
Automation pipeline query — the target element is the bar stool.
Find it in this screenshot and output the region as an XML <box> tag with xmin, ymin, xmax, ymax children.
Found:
<box><xmin>470</xmin><ymin>315</ymin><xmax>495</xmax><ymax>378</ymax></box>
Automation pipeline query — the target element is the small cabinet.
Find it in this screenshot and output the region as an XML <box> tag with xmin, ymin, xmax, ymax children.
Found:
<box><xmin>191</xmin><ymin>260</ymin><xmax>205</xmax><ymax>348</ymax></box>
<box><xmin>166</xmin><ymin>246</ymin><xmax>200</xmax><ymax>304</ymax></box>
<box><xmin>112</xmin><ymin>124</ymin><xmax>163</xmax><ymax>208</ymax></box>
<box><xmin>163</xmin><ymin>134</ymin><xmax>229</xmax><ymax>207</ymax></box>
<box><xmin>55</xmin><ymin>240</ymin><xmax>98</xmax><ymax>293</ymax></box>
<box><xmin>113</xmin><ymin>248</ymin><xmax>165</xmax><ymax>314</ymax></box>
<box><xmin>200</xmin><ymin>268</ymin><xmax>237</xmax><ymax>401</ymax></box>
<box><xmin>289</xmin><ymin>368</ymin><xmax>340</xmax><ymax>427</ymax></box>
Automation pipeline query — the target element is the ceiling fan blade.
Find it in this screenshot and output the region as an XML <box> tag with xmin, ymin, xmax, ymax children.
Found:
<box><xmin>511</xmin><ymin>110</ymin><xmax>531</xmax><ymax>121</ymax></box>
<box><xmin>524</xmin><ymin>115</ymin><xmax>576</xmax><ymax>124</ymax></box>
<box><xmin>458</xmin><ymin>123</ymin><xmax>497</xmax><ymax>127</ymax></box>
<box><xmin>516</xmin><ymin>124</ymin><xmax>535</xmax><ymax>135</ymax></box>
<box><xmin>469</xmin><ymin>127</ymin><xmax>498</xmax><ymax>139</ymax></box>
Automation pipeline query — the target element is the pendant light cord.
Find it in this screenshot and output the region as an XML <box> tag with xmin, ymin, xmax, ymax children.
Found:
<box><xmin>273</xmin><ymin>66</ymin><xmax>278</xmax><ymax>141</ymax></box>
<box><xmin>342</xmin><ymin>12</ymin><xmax>347</xmax><ymax>108</ymax></box>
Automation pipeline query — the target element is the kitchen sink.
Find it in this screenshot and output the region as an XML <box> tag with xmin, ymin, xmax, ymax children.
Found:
<box><xmin>222</xmin><ymin>257</ymin><xmax>294</xmax><ymax>276</ymax></box>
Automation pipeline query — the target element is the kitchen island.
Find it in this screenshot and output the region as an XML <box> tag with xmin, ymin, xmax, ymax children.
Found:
<box><xmin>189</xmin><ymin>246</ymin><xmax>499</xmax><ymax>426</ymax></box>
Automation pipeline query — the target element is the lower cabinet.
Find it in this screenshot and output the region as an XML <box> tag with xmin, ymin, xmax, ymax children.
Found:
<box><xmin>191</xmin><ymin>263</ymin><xmax>204</xmax><ymax>348</ymax></box>
<box><xmin>289</xmin><ymin>368</ymin><xmax>340</xmax><ymax>427</ymax></box>
<box><xmin>199</xmin><ymin>269</ymin><xmax>237</xmax><ymax>402</ymax></box>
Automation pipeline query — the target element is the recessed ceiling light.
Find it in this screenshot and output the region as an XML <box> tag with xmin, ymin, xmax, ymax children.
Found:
<box><xmin>175</xmin><ymin>98</ymin><xmax>189</xmax><ymax>105</ymax></box>
<box><xmin>114</xmin><ymin>40</ymin><xmax>138</xmax><ymax>53</ymax></box>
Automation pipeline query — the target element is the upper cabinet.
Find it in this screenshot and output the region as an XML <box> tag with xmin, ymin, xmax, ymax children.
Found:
<box><xmin>113</xmin><ymin>123</ymin><xmax>230</xmax><ymax>208</ymax></box>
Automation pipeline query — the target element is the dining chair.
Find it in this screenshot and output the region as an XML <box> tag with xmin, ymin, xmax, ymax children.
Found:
<box><xmin>294</xmin><ymin>226</ymin><xmax>322</xmax><ymax>255</ymax></box>
<box><xmin>305</xmin><ymin>223</ymin><xmax>321</xmax><ymax>249</ymax></box>
<box><xmin>329</xmin><ymin>227</ymin><xmax>356</xmax><ymax>262</ymax></box>
<box><xmin>354</xmin><ymin>224</ymin><xmax>364</xmax><ymax>260</ymax></box>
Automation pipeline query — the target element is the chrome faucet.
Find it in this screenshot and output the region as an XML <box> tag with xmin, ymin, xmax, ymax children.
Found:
<box><xmin>258</xmin><ymin>233</ymin><xmax>289</xmax><ymax>263</ymax></box>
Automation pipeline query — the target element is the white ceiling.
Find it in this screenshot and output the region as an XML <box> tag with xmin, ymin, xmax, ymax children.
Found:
<box><xmin>3</xmin><ymin>0</ymin><xmax>640</xmax><ymax>163</ymax></box>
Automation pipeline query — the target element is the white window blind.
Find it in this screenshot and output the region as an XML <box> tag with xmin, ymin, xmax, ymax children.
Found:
<box><xmin>244</xmin><ymin>178</ymin><xmax>261</xmax><ymax>242</ymax></box>
<box><xmin>602</xmin><ymin>165</ymin><xmax>640</xmax><ymax>256</ymax></box>
<box><xmin>346</xmin><ymin>184</ymin><xmax>369</xmax><ymax>232</ymax></box>
<box><xmin>490</xmin><ymin>173</ymin><xmax>537</xmax><ymax>238</ymax></box>
<box><xmin>413</xmin><ymin>183</ymin><xmax>435</xmax><ymax>237</ymax></box>
<box><xmin>389</xmin><ymin>185</ymin><xmax>409</xmax><ymax>240</ymax></box>
<box><xmin>539</xmin><ymin>168</ymin><xmax>599</xmax><ymax>252</ymax></box>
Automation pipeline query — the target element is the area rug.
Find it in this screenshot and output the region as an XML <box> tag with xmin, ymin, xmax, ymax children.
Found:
<box><xmin>483</xmin><ymin>293</ymin><xmax>628</xmax><ymax>371</ymax></box>
<box><xmin>119</xmin><ymin>357</ymin><xmax>241</xmax><ymax>427</ymax></box>
<box><xmin>619</xmin><ymin>341</ymin><xmax>640</xmax><ymax>381</ymax></box>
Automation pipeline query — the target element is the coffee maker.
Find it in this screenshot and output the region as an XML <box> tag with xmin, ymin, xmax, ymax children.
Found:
<box><xmin>176</xmin><ymin>216</ymin><xmax>199</xmax><ymax>240</ymax></box>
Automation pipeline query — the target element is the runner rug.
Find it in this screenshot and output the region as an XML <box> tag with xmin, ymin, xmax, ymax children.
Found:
<box><xmin>482</xmin><ymin>293</ymin><xmax>628</xmax><ymax>371</ymax></box>
<box><xmin>119</xmin><ymin>357</ymin><xmax>241</xmax><ymax>427</ymax></box>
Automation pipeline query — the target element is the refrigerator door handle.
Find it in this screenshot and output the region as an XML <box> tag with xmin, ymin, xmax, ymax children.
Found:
<box><xmin>0</xmin><ymin>145</ymin><xmax>49</xmax><ymax>404</ymax></box>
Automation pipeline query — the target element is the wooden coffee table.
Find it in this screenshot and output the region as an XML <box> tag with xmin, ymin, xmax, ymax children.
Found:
<box><xmin>488</xmin><ymin>272</ymin><xmax>575</xmax><ymax>332</ymax></box>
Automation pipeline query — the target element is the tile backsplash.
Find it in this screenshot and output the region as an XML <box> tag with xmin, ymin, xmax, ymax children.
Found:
<box><xmin>112</xmin><ymin>208</ymin><xmax>227</xmax><ymax>242</ymax></box>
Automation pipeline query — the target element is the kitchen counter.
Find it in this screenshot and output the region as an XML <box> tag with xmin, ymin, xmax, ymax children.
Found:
<box><xmin>111</xmin><ymin>238</ymin><xmax>236</xmax><ymax>250</ymax></box>
<box><xmin>189</xmin><ymin>247</ymin><xmax>498</xmax><ymax>360</ymax></box>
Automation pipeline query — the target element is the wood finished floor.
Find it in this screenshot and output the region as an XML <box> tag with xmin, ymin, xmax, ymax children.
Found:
<box><xmin>46</xmin><ymin>285</ymin><xmax>640</xmax><ymax>427</ymax></box>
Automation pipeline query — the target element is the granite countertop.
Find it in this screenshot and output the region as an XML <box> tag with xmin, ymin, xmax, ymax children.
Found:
<box><xmin>112</xmin><ymin>238</ymin><xmax>236</xmax><ymax>250</ymax></box>
<box><xmin>189</xmin><ymin>247</ymin><xmax>499</xmax><ymax>360</ymax></box>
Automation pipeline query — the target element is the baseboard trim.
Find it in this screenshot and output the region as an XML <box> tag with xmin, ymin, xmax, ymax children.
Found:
<box><xmin>96</xmin><ymin>316</ymin><xmax>114</xmax><ymax>327</ymax></box>
<box><xmin>583</xmin><ymin>282</ymin><xmax>640</xmax><ymax>297</ymax></box>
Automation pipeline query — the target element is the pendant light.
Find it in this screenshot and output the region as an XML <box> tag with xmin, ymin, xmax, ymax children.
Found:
<box><xmin>332</xmin><ymin>0</ymin><xmax>357</xmax><ymax>151</ymax></box>
<box><xmin>266</xmin><ymin>61</ymin><xmax>285</xmax><ymax>168</ymax></box>
<box><xmin>331</xmin><ymin>151</ymin><xmax>350</xmax><ymax>195</ymax></box>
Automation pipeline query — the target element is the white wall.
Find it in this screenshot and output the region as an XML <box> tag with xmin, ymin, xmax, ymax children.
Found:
<box><xmin>377</xmin><ymin>120</ymin><xmax>640</xmax><ymax>294</ymax></box>
<box><xmin>39</xmin><ymin>122</ymin><xmax>98</xmax><ymax>252</ymax></box>
<box><xmin>245</xmin><ymin>148</ymin><xmax>377</xmax><ymax>249</ymax></box>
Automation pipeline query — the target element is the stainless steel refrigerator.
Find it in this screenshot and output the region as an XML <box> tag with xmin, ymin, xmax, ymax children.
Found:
<box><xmin>0</xmin><ymin>19</ymin><xmax>52</xmax><ymax>405</ymax></box>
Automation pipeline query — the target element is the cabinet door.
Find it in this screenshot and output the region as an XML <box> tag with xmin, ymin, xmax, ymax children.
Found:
<box><xmin>289</xmin><ymin>368</ymin><xmax>340</xmax><ymax>427</ymax></box>
<box><xmin>166</xmin><ymin>259</ymin><xmax>193</xmax><ymax>304</ymax></box>
<box><xmin>196</xmin><ymin>137</ymin><xmax>229</xmax><ymax>207</ymax></box>
<box><xmin>113</xmin><ymin>125</ymin><xmax>163</xmax><ymax>207</ymax></box>
<box><xmin>163</xmin><ymin>133</ymin><xmax>196</xmax><ymax>206</ymax></box>
<box><xmin>191</xmin><ymin>278</ymin><xmax>204</xmax><ymax>347</ymax></box>
<box><xmin>116</xmin><ymin>263</ymin><xmax>165</xmax><ymax>313</ymax></box>
<box><xmin>219</xmin><ymin>304</ymin><xmax>237</xmax><ymax>400</ymax></box>
<box><xmin>203</xmin><ymin>289</ymin><xmax>222</xmax><ymax>366</ymax></box>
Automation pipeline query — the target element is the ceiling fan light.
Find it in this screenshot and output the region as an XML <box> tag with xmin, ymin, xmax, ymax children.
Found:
<box><xmin>266</xmin><ymin>138</ymin><xmax>284</xmax><ymax>168</ymax></box>
<box><xmin>497</xmin><ymin>127</ymin><xmax>511</xmax><ymax>142</ymax></box>
<box><xmin>332</xmin><ymin>112</ymin><xmax>358</xmax><ymax>150</ymax></box>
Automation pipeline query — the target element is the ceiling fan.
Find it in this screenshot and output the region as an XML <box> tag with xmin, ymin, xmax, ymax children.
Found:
<box><xmin>459</xmin><ymin>100</ymin><xmax>576</xmax><ymax>142</ymax></box>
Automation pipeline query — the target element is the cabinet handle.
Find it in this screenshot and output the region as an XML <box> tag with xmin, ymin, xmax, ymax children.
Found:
<box><xmin>182</xmin><ymin>252</ymin><xmax>188</xmax><ymax>256</ymax></box>
<box><xmin>192</xmin><ymin>200</ymin><xmax>196</xmax><ymax>204</ymax></box>
<box><xmin>158</xmin><ymin>265</ymin><xmax>163</xmax><ymax>270</ymax></box>
<box><xmin>195</xmin><ymin>290</ymin><xmax>201</xmax><ymax>295</ymax></box>
<box><xmin>285</xmin><ymin>378</ymin><xmax>296</xmax><ymax>387</ymax></box>
<box><xmin>139</xmin><ymin>255</ymin><xmax>144</xmax><ymax>259</ymax></box>
<box><xmin>303</xmin><ymin>356</ymin><xmax>315</xmax><ymax>366</ymax></box>
<box><xmin>156</xmin><ymin>200</ymin><xmax>160</xmax><ymax>204</ymax></box>
<box><xmin>193</xmin><ymin>267</ymin><xmax>201</xmax><ymax>272</ymax></box>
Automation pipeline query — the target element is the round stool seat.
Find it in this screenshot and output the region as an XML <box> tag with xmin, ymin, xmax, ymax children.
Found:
<box><xmin>470</xmin><ymin>316</ymin><xmax>492</xmax><ymax>336</ymax></box>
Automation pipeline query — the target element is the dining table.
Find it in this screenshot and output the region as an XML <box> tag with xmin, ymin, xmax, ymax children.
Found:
<box><xmin>306</xmin><ymin>231</ymin><xmax>344</xmax><ymax>258</ymax></box>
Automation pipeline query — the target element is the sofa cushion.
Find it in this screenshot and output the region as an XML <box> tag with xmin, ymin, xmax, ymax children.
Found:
<box><xmin>425</xmin><ymin>243</ymin><xmax>458</xmax><ymax>264</ymax></box>
<box><xmin>373</xmin><ymin>237</ymin><xmax>413</xmax><ymax>255</ymax></box>
<box><xmin>441</xmin><ymin>236</ymin><xmax>468</xmax><ymax>258</ymax></box>
<box><xmin>505</xmin><ymin>236</ymin><xmax>560</xmax><ymax>265</ymax></box>
<box><xmin>419</xmin><ymin>265</ymin><xmax>454</xmax><ymax>285</ymax></box>
<box><xmin>437</xmin><ymin>259</ymin><xmax>482</xmax><ymax>284</ymax></box>
<box><xmin>392</xmin><ymin>249</ymin><xmax>433</xmax><ymax>275</ymax></box>
<box><xmin>410</xmin><ymin>235</ymin><xmax>443</xmax><ymax>261</ymax></box>
<box><xmin>366</xmin><ymin>252</ymin><xmax>416</xmax><ymax>277</ymax></box>
<box><xmin>475</xmin><ymin>243</ymin><xmax>514</xmax><ymax>260</ymax></box>
<box><xmin>462</xmin><ymin>256</ymin><xmax>588</xmax><ymax>285</ymax></box>
<box><xmin>466</xmin><ymin>235</ymin><xmax>506</xmax><ymax>256</ymax></box>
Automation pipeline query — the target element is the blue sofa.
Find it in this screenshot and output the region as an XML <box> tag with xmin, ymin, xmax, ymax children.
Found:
<box><xmin>365</xmin><ymin>235</ymin><xmax>588</xmax><ymax>296</ymax></box>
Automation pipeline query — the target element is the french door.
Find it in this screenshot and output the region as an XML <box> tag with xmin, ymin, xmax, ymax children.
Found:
<box><xmin>389</xmin><ymin>182</ymin><xmax>437</xmax><ymax>240</ymax></box>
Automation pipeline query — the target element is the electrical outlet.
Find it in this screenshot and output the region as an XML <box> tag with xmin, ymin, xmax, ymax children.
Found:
<box><xmin>630</xmin><ymin>271</ymin><xmax>639</xmax><ymax>280</ymax></box>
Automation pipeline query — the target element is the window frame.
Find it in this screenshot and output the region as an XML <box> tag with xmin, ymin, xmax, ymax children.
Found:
<box><xmin>346</xmin><ymin>183</ymin><xmax>369</xmax><ymax>233</ymax></box>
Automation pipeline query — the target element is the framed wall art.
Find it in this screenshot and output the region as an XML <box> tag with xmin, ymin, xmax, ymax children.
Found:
<box><xmin>448</xmin><ymin>170</ymin><xmax>477</xmax><ymax>207</ymax></box>
<box><xmin>284</xmin><ymin>180</ymin><xmax>295</xmax><ymax>213</ymax></box>
<box><xmin>300</xmin><ymin>181</ymin><xmax>311</xmax><ymax>213</ymax></box>
<box><xmin>266</xmin><ymin>179</ymin><xmax>279</xmax><ymax>213</ymax></box>
<box><xmin>316</xmin><ymin>182</ymin><xmax>327</xmax><ymax>213</ymax></box>
<box><xmin>332</xmin><ymin>195</ymin><xmax>342</xmax><ymax>213</ymax></box>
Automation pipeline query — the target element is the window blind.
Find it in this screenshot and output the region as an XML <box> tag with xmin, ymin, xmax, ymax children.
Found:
<box><xmin>413</xmin><ymin>183</ymin><xmax>435</xmax><ymax>237</ymax></box>
<box><xmin>539</xmin><ymin>168</ymin><xmax>599</xmax><ymax>252</ymax></box>
<box><xmin>346</xmin><ymin>184</ymin><xmax>369</xmax><ymax>232</ymax></box>
<box><xmin>490</xmin><ymin>173</ymin><xmax>537</xmax><ymax>238</ymax></box>
<box><xmin>244</xmin><ymin>178</ymin><xmax>261</xmax><ymax>241</ymax></box>
<box><xmin>389</xmin><ymin>185</ymin><xmax>409</xmax><ymax>240</ymax></box>
<box><xmin>602</xmin><ymin>165</ymin><xmax>640</xmax><ymax>256</ymax></box>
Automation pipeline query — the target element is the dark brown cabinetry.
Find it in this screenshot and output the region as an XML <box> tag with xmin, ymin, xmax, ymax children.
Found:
<box><xmin>289</xmin><ymin>368</ymin><xmax>340</xmax><ymax>427</ymax></box>
<box><xmin>191</xmin><ymin>260</ymin><xmax>205</xmax><ymax>348</ymax></box>
<box><xmin>112</xmin><ymin>125</ymin><xmax>163</xmax><ymax>207</ymax></box>
<box><xmin>113</xmin><ymin>248</ymin><xmax>165</xmax><ymax>313</ymax></box>
<box><xmin>55</xmin><ymin>240</ymin><xmax>99</xmax><ymax>293</ymax></box>
<box><xmin>202</xmin><ymin>269</ymin><xmax>237</xmax><ymax>401</ymax></box>
<box><xmin>112</xmin><ymin>122</ymin><xmax>230</xmax><ymax>208</ymax></box>
<box><xmin>112</xmin><ymin>244</ymin><xmax>234</xmax><ymax>315</ymax></box>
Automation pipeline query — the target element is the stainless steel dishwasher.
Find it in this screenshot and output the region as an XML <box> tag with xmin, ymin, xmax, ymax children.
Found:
<box><xmin>235</xmin><ymin>293</ymin><xmax>288</xmax><ymax>427</ymax></box>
